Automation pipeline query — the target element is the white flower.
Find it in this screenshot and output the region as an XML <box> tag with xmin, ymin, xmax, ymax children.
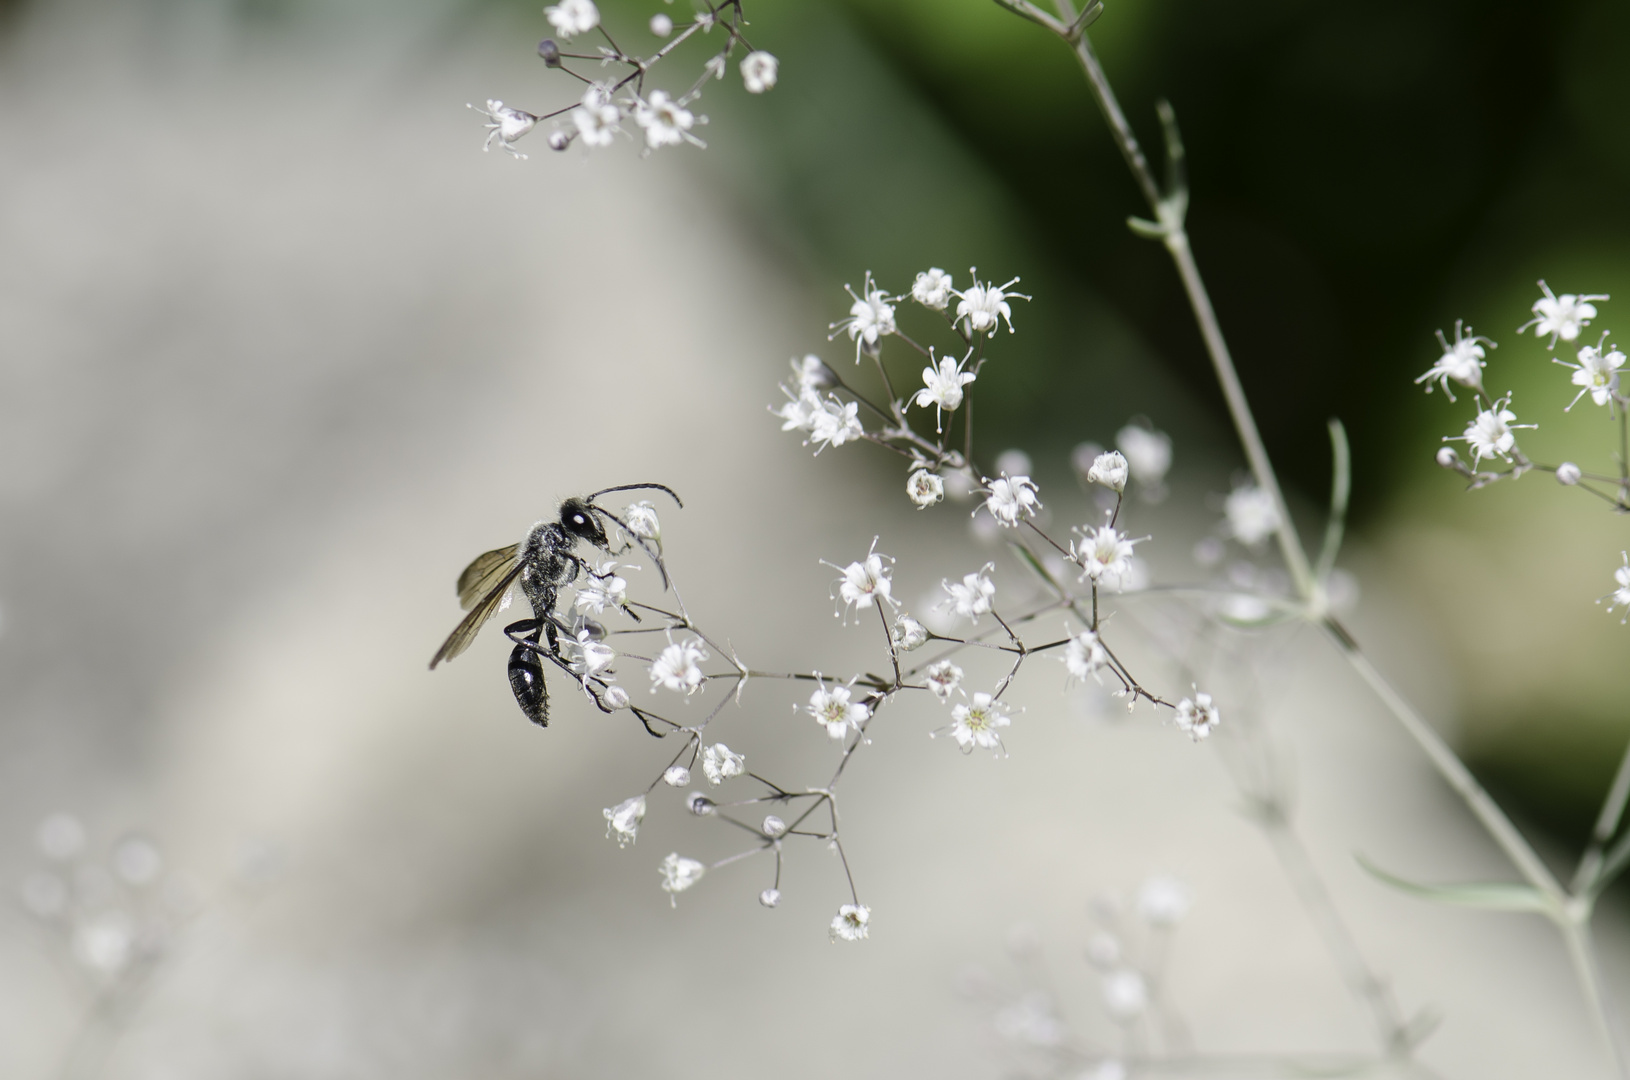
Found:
<box><xmin>760</xmin><ymin>888</ymin><xmax>781</xmax><ymax>907</ymax></box>
<box><xmin>545</xmin><ymin>0</ymin><xmax>599</xmax><ymax>37</ymax></box>
<box><xmin>566</xmin><ymin>629</ymin><xmax>615</xmax><ymax>680</ymax></box>
<box><xmin>1223</xmin><ymin>483</ymin><xmax>1281</xmax><ymax>547</ymax></box>
<box><xmin>659</xmin><ymin>852</ymin><xmax>705</xmax><ymax>903</ymax></box>
<box><xmin>1087</xmin><ymin>451</ymin><xmax>1129</xmax><ymax>493</ymax></box>
<box><xmin>1602</xmin><ymin>552</ymin><xmax>1630</xmax><ymax>624</ymax></box>
<box><xmin>662</xmin><ymin>765</ymin><xmax>691</xmax><ymax>786</ymax></box>
<box><xmin>701</xmin><ymin>742</ymin><xmax>745</xmax><ymax>785</ymax></box>
<box><xmin>573</xmin><ymin>562</ymin><xmax>628</xmax><ymax>614</ymax></box>
<box><xmin>1101</xmin><ymin>970</ymin><xmax>1148</xmax><ymax>1020</ymax></box>
<box><xmin>1447</xmin><ymin>393</ymin><xmax>1534</xmax><ymax>465</ymax></box>
<box><xmin>825</xmin><ymin>537</ymin><xmax>897</xmax><ymax>620</ymax></box>
<box><xmin>947</xmin><ymin>692</ymin><xmax>1012</xmax><ymax>753</ymax></box>
<box><xmin>1415</xmin><ymin>320</ymin><xmax>1492</xmax><ymax>401</ymax></box>
<box><xmin>954</xmin><ymin>270</ymin><xmax>1029</xmax><ymax>334</ymax></box>
<box><xmin>1063</xmin><ymin>630</ymin><xmax>1107</xmax><ymax>683</ymax></box>
<box><xmin>1116</xmin><ymin>422</ymin><xmax>1172</xmax><ymax>493</ymax></box>
<box><xmin>1520</xmin><ymin>280</ymin><xmax>1608</xmax><ymax>348</ymax></box>
<box><xmin>830</xmin><ymin>903</ymin><xmax>870</xmax><ymax>941</ymax></box>
<box><xmin>603</xmin><ymin>794</ymin><xmax>646</xmax><ymax>847</ymax></box>
<box><xmin>650</xmin><ymin>636</ymin><xmax>708</xmax><ymax>695</ymax></box>
<box><xmin>925</xmin><ymin>659</ymin><xmax>963</xmax><ymax>701</ymax></box>
<box><xmin>469</xmin><ymin>100</ymin><xmax>537</xmax><ymax>159</ymax></box>
<box><xmin>1557</xmin><ymin>461</ymin><xmax>1582</xmax><ymax>485</ymax></box>
<box><xmin>806</xmin><ymin>680</ymin><xmax>870</xmax><ymax>740</ymax></box>
<box><xmin>981</xmin><ymin>473</ymin><xmax>1041</xmax><ymax>527</ymax></box>
<box><xmin>891</xmin><ymin>614</ymin><xmax>929</xmax><ymax>652</ymax></box>
<box><xmin>623</xmin><ymin>501</ymin><xmax>661</xmax><ymax>543</ymax></box>
<box><xmin>907</xmin><ymin>468</ymin><xmax>945</xmax><ymax>507</ymax></box>
<box><xmin>634</xmin><ymin>90</ymin><xmax>703</xmax><ymax>150</ymax></box>
<box><xmin>995</xmin><ymin>993</ymin><xmax>1065</xmax><ymax>1048</ymax></box>
<box><xmin>1072</xmin><ymin>525</ymin><xmax>1138</xmax><ymax>585</ymax></box>
<box><xmin>912</xmin><ymin>352</ymin><xmax>976</xmax><ymax>432</ymax></box>
<box><xmin>1174</xmin><ymin>692</ymin><xmax>1221</xmax><ymax>741</ymax></box>
<box><xmin>774</xmin><ymin>386</ymin><xmax>821</xmax><ymax>433</ymax></box>
<box><xmin>1136</xmin><ymin>876</ymin><xmax>1189</xmax><ymax>926</ymax></box>
<box><xmin>74</xmin><ymin>911</ymin><xmax>134</xmax><ymax>974</ymax></box>
<box><xmin>807</xmin><ymin>395</ymin><xmax>865</xmax><ymax>452</ymax></box>
<box><xmin>789</xmin><ymin>354</ymin><xmax>834</xmax><ymax>394</ymax></box>
<box><xmin>831</xmin><ymin>273</ymin><xmax>896</xmax><ymax>360</ymax></box>
<box><xmin>1557</xmin><ymin>340</ymin><xmax>1625</xmax><ymax>411</ymax></box>
<box><xmin>941</xmin><ymin>563</ymin><xmax>996</xmax><ymax>622</ymax></box>
<box><xmin>650</xmin><ymin>12</ymin><xmax>673</xmax><ymax>36</ymax></box>
<box><xmin>572</xmin><ymin>84</ymin><xmax>621</xmax><ymax>147</ymax></box>
<box><xmin>911</xmin><ymin>267</ymin><xmax>955</xmax><ymax>310</ymax></box>
<box><xmin>37</xmin><ymin>814</ymin><xmax>85</xmax><ymax>861</ymax></box>
<box><xmin>740</xmin><ymin>50</ymin><xmax>778</xmax><ymax>93</ymax></box>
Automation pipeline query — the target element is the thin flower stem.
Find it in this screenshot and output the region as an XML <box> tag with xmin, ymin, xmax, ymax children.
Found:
<box><xmin>1561</xmin><ymin>918</ymin><xmax>1630</xmax><ymax>1079</ymax></box>
<box><xmin>1574</xmin><ymin>737</ymin><xmax>1630</xmax><ymax>895</ymax></box>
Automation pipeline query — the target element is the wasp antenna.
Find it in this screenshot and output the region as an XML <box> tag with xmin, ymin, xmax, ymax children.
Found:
<box><xmin>586</xmin><ymin>482</ymin><xmax>683</xmax><ymax>508</ymax></box>
<box><xmin>595</xmin><ymin>508</ymin><xmax>672</xmax><ymax>591</ymax></box>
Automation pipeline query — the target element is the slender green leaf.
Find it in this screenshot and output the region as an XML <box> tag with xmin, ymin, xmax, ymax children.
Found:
<box><xmin>1356</xmin><ymin>855</ymin><xmax>1558</xmax><ymax>915</ymax></box>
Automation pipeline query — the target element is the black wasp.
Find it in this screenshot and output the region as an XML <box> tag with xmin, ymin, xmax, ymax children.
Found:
<box><xmin>429</xmin><ymin>483</ymin><xmax>681</xmax><ymax>726</ymax></box>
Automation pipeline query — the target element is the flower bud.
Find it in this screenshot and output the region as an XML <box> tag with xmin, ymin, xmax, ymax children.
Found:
<box><xmin>890</xmin><ymin>613</ymin><xmax>928</xmax><ymax>652</ymax></box>
<box><xmin>759</xmin><ymin>887</ymin><xmax>781</xmax><ymax>908</ymax></box>
<box><xmin>686</xmin><ymin>791</ymin><xmax>715</xmax><ymax>816</ymax></box>
<box><xmin>1087</xmin><ymin>450</ymin><xmax>1129</xmax><ymax>493</ymax></box>
<box><xmin>761</xmin><ymin>815</ymin><xmax>786</xmax><ymax>838</ymax></box>
<box><xmin>649</xmin><ymin>13</ymin><xmax>673</xmax><ymax>36</ymax></box>
<box><xmin>537</xmin><ymin>38</ymin><xmax>561</xmax><ymax>66</ymax></box>
<box><xmin>1435</xmin><ymin>446</ymin><xmax>1462</xmax><ymax>469</ymax></box>
<box><xmin>662</xmin><ymin>765</ymin><xmax>690</xmax><ymax>786</ymax></box>
<box><xmin>602</xmin><ymin>685</ymin><xmax>631</xmax><ymax>710</ymax></box>
<box><xmin>1556</xmin><ymin>461</ymin><xmax>1582</xmax><ymax>485</ymax></box>
<box><xmin>547</xmin><ymin>130</ymin><xmax>571</xmax><ymax>152</ymax></box>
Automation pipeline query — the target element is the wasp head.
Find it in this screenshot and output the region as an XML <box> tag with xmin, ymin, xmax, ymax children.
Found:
<box><xmin>558</xmin><ymin>497</ymin><xmax>610</xmax><ymax>550</ymax></box>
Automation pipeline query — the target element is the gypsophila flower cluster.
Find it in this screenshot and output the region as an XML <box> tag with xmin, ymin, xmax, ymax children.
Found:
<box><xmin>470</xmin><ymin>1</ymin><xmax>775</xmax><ymax>159</ymax></box>
<box><xmin>1422</xmin><ymin>281</ymin><xmax>1630</xmax><ymax>622</ymax></box>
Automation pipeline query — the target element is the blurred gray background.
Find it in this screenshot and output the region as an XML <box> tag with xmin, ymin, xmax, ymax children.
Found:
<box><xmin>2</xmin><ymin>0</ymin><xmax>1627</xmax><ymax>1077</ymax></box>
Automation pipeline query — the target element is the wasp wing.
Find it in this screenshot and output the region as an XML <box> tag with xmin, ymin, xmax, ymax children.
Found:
<box><xmin>431</xmin><ymin>563</ymin><xmax>523</xmax><ymax>669</ymax></box>
<box><xmin>456</xmin><ymin>544</ymin><xmax>521</xmax><ymax>610</ymax></box>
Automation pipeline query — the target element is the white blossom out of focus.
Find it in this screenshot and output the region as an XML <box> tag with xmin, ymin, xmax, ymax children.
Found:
<box><xmin>739</xmin><ymin>51</ymin><xmax>778</xmax><ymax>93</ymax></box>
<box><xmin>1174</xmin><ymin>692</ymin><xmax>1221</xmax><ymax>741</ymax></box>
<box><xmin>1602</xmin><ymin>552</ymin><xmax>1630</xmax><ymax>624</ymax></box>
<box><xmin>544</xmin><ymin>0</ymin><xmax>599</xmax><ymax>39</ymax></box>
<box><xmin>659</xmin><ymin>853</ymin><xmax>705</xmax><ymax>904</ymax></box>
<box><xmin>38</xmin><ymin>814</ymin><xmax>86</xmax><ymax>861</ymax></box>
<box><xmin>633</xmin><ymin>90</ymin><xmax>703</xmax><ymax>150</ymax></box>
<box><xmin>1223</xmin><ymin>483</ymin><xmax>1281</xmax><ymax>547</ymax></box>
<box><xmin>1556</xmin><ymin>461</ymin><xmax>1583</xmax><ymax>485</ymax></box>
<box><xmin>1115</xmin><ymin>423</ymin><xmax>1172</xmax><ymax>492</ymax></box>
<box><xmin>572</xmin><ymin>85</ymin><xmax>620</xmax><ymax>148</ymax></box>
<box><xmin>649</xmin><ymin>12</ymin><xmax>673</xmax><ymax>36</ymax></box>
<box><xmin>1101</xmin><ymin>969</ymin><xmax>1148</xmax><ymax>1020</ymax></box>
<box><xmin>1063</xmin><ymin>630</ymin><xmax>1108</xmax><ymax>683</ymax></box>
<box><xmin>1136</xmin><ymin>875</ymin><xmax>1189</xmax><ymax>926</ymax></box>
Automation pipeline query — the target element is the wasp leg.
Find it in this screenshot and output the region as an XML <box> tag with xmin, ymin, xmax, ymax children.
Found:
<box><xmin>503</xmin><ymin>619</ymin><xmax>549</xmax><ymax>728</ymax></box>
